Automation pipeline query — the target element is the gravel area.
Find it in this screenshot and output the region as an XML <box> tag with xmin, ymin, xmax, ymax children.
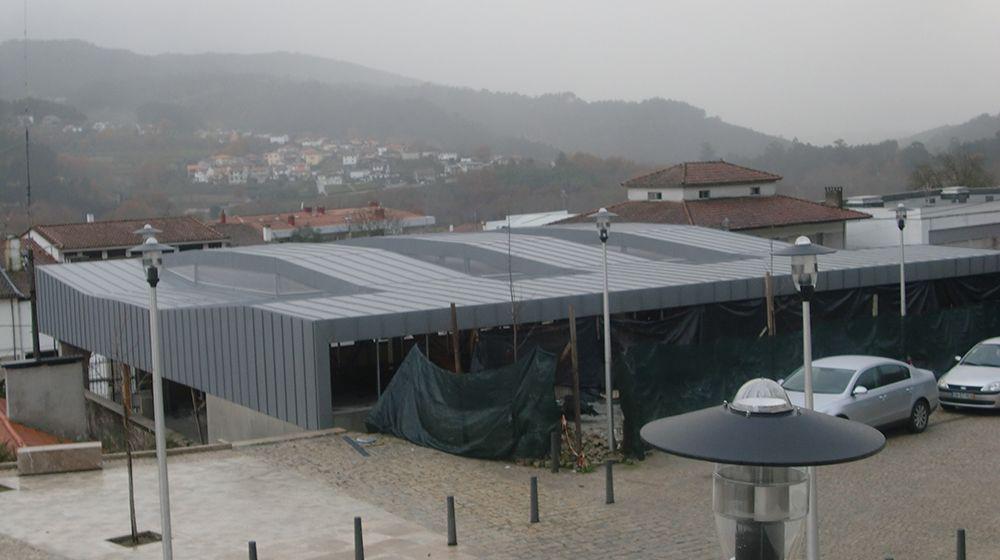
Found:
<box><xmin>245</xmin><ymin>408</ymin><xmax>1000</xmax><ymax>559</ymax></box>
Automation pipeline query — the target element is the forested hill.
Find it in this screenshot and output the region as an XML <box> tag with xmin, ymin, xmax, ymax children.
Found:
<box><xmin>899</xmin><ymin>112</ymin><xmax>1000</xmax><ymax>153</ymax></box>
<box><xmin>0</xmin><ymin>40</ymin><xmax>784</xmax><ymax>162</ymax></box>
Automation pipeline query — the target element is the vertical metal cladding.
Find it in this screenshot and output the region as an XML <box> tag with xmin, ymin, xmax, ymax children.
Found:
<box><xmin>34</xmin><ymin>268</ymin><xmax>325</xmax><ymax>430</ymax></box>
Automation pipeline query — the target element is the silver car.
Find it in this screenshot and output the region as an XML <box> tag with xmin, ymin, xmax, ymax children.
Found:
<box><xmin>780</xmin><ymin>355</ymin><xmax>939</xmax><ymax>433</ymax></box>
<box><xmin>937</xmin><ymin>337</ymin><xmax>1000</xmax><ymax>409</ymax></box>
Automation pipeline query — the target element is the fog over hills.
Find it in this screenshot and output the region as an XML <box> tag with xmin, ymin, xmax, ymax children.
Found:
<box><xmin>0</xmin><ymin>40</ymin><xmax>787</xmax><ymax>162</ymax></box>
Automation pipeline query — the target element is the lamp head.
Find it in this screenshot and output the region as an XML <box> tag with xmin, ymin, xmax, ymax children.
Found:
<box><xmin>590</xmin><ymin>207</ymin><xmax>616</xmax><ymax>242</ymax></box>
<box><xmin>134</xmin><ymin>223</ymin><xmax>162</xmax><ymax>240</ymax></box>
<box><xmin>895</xmin><ymin>203</ymin><xmax>909</xmax><ymax>231</ymax></box>
<box><xmin>129</xmin><ymin>235</ymin><xmax>175</xmax><ymax>270</ymax></box>
<box><xmin>773</xmin><ymin>235</ymin><xmax>835</xmax><ymax>293</ymax></box>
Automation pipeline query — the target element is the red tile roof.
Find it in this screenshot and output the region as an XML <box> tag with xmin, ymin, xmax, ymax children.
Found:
<box><xmin>230</xmin><ymin>204</ymin><xmax>427</xmax><ymax>232</ymax></box>
<box><xmin>210</xmin><ymin>223</ymin><xmax>265</xmax><ymax>247</ymax></box>
<box><xmin>30</xmin><ymin>217</ymin><xmax>227</xmax><ymax>251</ymax></box>
<box><xmin>0</xmin><ymin>398</ymin><xmax>65</xmax><ymax>450</ymax></box>
<box><xmin>623</xmin><ymin>160</ymin><xmax>783</xmax><ymax>189</ymax></box>
<box><xmin>558</xmin><ymin>196</ymin><xmax>870</xmax><ymax>230</ymax></box>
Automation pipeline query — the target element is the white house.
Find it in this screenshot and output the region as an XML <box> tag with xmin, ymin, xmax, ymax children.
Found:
<box><xmin>845</xmin><ymin>186</ymin><xmax>1000</xmax><ymax>250</ymax></box>
<box><xmin>343</xmin><ymin>155</ymin><xmax>358</xmax><ymax>166</ymax></box>
<box><xmin>316</xmin><ymin>174</ymin><xmax>344</xmax><ymax>195</ymax></box>
<box><xmin>0</xmin><ymin>240</ymin><xmax>57</xmax><ymax>360</ymax></box>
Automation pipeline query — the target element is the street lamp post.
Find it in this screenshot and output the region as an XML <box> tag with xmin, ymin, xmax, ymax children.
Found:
<box><xmin>641</xmin><ymin>379</ymin><xmax>885</xmax><ymax>560</ymax></box>
<box><xmin>591</xmin><ymin>208</ymin><xmax>617</xmax><ymax>452</ymax></box>
<box><xmin>895</xmin><ymin>204</ymin><xmax>909</xmax><ymax>317</ymax></box>
<box><xmin>130</xmin><ymin>225</ymin><xmax>176</xmax><ymax>560</ymax></box>
<box><xmin>774</xmin><ymin>236</ymin><xmax>835</xmax><ymax>560</ymax></box>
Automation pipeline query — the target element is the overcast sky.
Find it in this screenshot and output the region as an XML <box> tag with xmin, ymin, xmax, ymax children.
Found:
<box><xmin>2</xmin><ymin>0</ymin><xmax>998</xmax><ymax>144</ymax></box>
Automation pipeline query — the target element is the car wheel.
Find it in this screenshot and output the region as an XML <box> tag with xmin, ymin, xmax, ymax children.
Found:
<box><xmin>908</xmin><ymin>399</ymin><xmax>930</xmax><ymax>433</ymax></box>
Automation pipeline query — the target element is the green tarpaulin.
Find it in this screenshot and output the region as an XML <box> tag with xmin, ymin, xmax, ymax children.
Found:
<box><xmin>365</xmin><ymin>346</ymin><xmax>559</xmax><ymax>459</ymax></box>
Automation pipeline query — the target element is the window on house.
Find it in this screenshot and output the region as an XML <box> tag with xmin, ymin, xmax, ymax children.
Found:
<box><xmin>698</xmin><ymin>190</ymin><xmax>710</xmax><ymax>199</ymax></box>
<box><xmin>750</xmin><ymin>186</ymin><xmax>761</xmax><ymax>196</ymax></box>
<box><xmin>647</xmin><ymin>191</ymin><xmax>662</xmax><ymax>201</ymax></box>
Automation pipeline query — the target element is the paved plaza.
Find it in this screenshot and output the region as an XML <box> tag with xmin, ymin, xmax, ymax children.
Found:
<box><xmin>1</xmin><ymin>408</ymin><xmax>998</xmax><ymax>559</ymax></box>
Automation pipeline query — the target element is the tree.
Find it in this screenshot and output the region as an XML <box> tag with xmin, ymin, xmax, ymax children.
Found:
<box><xmin>698</xmin><ymin>142</ymin><xmax>717</xmax><ymax>161</ymax></box>
<box><xmin>910</xmin><ymin>148</ymin><xmax>995</xmax><ymax>190</ymax></box>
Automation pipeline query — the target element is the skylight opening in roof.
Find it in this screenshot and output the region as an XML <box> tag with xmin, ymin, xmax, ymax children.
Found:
<box><xmin>169</xmin><ymin>264</ymin><xmax>317</xmax><ymax>296</ymax></box>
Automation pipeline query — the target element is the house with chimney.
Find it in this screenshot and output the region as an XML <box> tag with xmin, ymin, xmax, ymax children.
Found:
<box><xmin>559</xmin><ymin>161</ymin><xmax>868</xmax><ymax>248</ymax></box>
<box><xmin>25</xmin><ymin>216</ymin><xmax>232</xmax><ymax>263</ymax></box>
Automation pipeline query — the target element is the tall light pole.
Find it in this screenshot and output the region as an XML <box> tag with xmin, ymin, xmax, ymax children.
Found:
<box><xmin>895</xmin><ymin>204</ymin><xmax>909</xmax><ymax>317</ymax></box>
<box><xmin>592</xmin><ymin>208</ymin><xmax>617</xmax><ymax>452</ymax></box>
<box><xmin>775</xmin><ymin>236</ymin><xmax>835</xmax><ymax>560</ymax></box>
<box><xmin>130</xmin><ymin>225</ymin><xmax>176</xmax><ymax>560</ymax></box>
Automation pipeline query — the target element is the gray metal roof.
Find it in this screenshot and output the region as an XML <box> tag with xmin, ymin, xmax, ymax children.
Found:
<box><xmin>35</xmin><ymin>224</ymin><xmax>1000</xmax><ymax>430</ymax></box>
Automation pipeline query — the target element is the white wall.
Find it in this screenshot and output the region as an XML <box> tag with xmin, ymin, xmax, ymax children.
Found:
<box><xmin>846</xmin><ymin>202</ymin><xmax>1000</xmax><ymax>249</ymax></box>
<box><xmin>0</xmin><ymin>299</ymin><xmax>57</xmax><ymax>361</ymax></box>
<box><xmin>626</xmin><ymin>182</ymin><xmax>777</xmax><ymax>202</ymax></box>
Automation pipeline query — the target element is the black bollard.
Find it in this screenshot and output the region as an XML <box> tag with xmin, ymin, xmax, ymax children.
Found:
<box><xmin>529</xmin><ymin>476</ymin><xmax>539</xmax><ymax>523</ymax></box>
<box><xmin>248</xmin><ymin>541</ymin><xmax>258</xmax><ymax>560</ymax></box>
<box><xmin>354</xmin><ymin>517</ymin><xmax>364</xmax><ymax>560</ymax></box>
<box><xmin>957</xmin><ymin>528</ymin><xmax>966</xmax><ymax>560</ymax></box>
<box><xmin>446</xmin><ymin>496</ymin><xmax>457</xmax><ymax>546</ymax></box>
<box><xmin>550</xmin><ymin>431</ymin><xmax>560</xmax><ymax>473</ymax></box>
<box><xmin>605</xmin><ymin>460</ymin><xmax>615</xmax><ymax>504</ymax></box>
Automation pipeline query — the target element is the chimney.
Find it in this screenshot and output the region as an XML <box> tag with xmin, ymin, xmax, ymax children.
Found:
<box><xmin>86</xmin><ymin>213</ymin><xmax>95</xmax><ymax>223</ymax></box>
<box><xmin>5</xmin><ymin>237</ymin><xmax>22</xmax><ymax>271</ymax></box>
<box><xmin>262</xmin><ymin>225</ymin><xmax>273</xmax><ymax>243</ymax></box>
<box><xmin>824</xmin><ymin>186</ymin><xmax>844</xmax><ymax>208</ymax></box>
<box><xmin>368</xmin><ymin>200</ymin><xmax>379</xmax><ymax>208</ymax></box>
<box><xmin>287</xmin><ymin>214</ymin><xmax>296</xmax><ymax>226</ymax></box>
<box><xmin>219</xmin><ymin>209</ymin><xmax>227</xmax><ymax>224</ymax></box>
<box><xmin>317</xmin><ymin>206</ymin><xmax>326</xmax><ymax>215</ymax></box>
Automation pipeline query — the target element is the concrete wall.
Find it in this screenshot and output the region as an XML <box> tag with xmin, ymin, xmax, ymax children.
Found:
<box><xmin>206</xmin><ymin>394</ymin><xmax>303</xmax><ymax>442</ymax></box>
<box><xmin>3</xmin><ymin>357</ymin><xmax>88</xmax><ymax>440</ymax></box>
<box><xmin>84</xmin><ymin>390</ymin><xmax>158</xmax><ymax>452</ymax></box>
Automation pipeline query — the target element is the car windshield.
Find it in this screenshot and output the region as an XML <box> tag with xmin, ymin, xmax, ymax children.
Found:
<box><xmin>961</xmin><ymin>344</ymin><xmax>1000</xmax><ymax>367</ymax></box>
<box><xmin>782</xmin><ymin>366</ymin><xmax>856</xmax><ymax>394</ymax></box>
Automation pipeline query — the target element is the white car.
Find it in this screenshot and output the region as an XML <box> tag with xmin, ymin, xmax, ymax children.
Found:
<box><xmin>780</xmin><ymin>355</ymin><xmax>939</xmax><ymax>433</ymax></box>
<box><xmin>937</xmin><ymin>337</ymin><xmax>1000</xmax><ymax>410</ymax></box>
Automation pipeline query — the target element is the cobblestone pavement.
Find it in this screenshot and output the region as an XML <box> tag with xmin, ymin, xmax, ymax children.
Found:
<box><xmin>0</xmin><ymin>534</ymin><xmax>69</xmax><ymax>560</ymax></box>
<box><xmin>246</xmin><ymin>408</ymin><xmax>1000</xmax><ymax>559</ymax></box>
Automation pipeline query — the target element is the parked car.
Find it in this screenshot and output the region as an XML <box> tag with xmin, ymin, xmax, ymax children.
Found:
<box><xmin>779</xmin><ymin>355</ymin><xmax>938</xmax><ymax>433</ymax></box>
<box><xmin>937</xmin><ymin>337</ymin><xmax>1000</xmax><ymax>410</ymax></box>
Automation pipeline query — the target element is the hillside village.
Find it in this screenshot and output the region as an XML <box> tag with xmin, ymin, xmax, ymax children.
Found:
<box><xmin>185</xmin><ymin>131</ymin><xmax>504</xmax><ymax>193</ymax></box>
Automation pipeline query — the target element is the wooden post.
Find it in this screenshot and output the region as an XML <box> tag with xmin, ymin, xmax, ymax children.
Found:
<box><xmin>568</xmin><ymin>305</ymin><xmax>582</xmax><ymax>455</ymax></box>
<box><xmin>450</xmin><ymin>302</ymin><xmax>462</xmax><ymax>373</ymax></box>
<box><xmin>764</xmin><ymin>271</ymin><xmax>776</xmax><ymax>337</ymax></box>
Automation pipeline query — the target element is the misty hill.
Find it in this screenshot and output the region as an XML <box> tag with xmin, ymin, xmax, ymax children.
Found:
<box><xmin>0</xmin><ymin>40</ymin><xmax>784</xmax><ymax>162</ymax></box>
<box><xmin>392</xmin><ymin>87</ymin><xmax>782</xmax><ymax>163</ymax></box>
<box><xmin>900</xmin><ymin>112</ymin><xmax>1000</xmax><ymax>152</ymax></box>
<box><xmin>0</xmin><ymin>39</ymin><xmax>418</xmax><ymax>98</ymax></box>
